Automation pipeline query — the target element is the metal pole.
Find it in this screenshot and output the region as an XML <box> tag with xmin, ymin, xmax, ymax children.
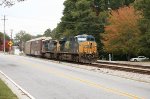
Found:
<box><xmin>11</xmin><ymin>29</ymin><xmax>13</xmax><ymax>40</ymax></box>
<box><xmin>3</xmin><ymin>15</ymin><xmax>6</xmax><ymax>53</ymax></box>
<box><xmin>109</xmin><ymin>54</ymin><xmax>111</xmax><ymax>61</ymax></box>
<box><xmin>1</xmin><ymin>15</ymin><xmax>8</xmax><ymax>53</ymax></box>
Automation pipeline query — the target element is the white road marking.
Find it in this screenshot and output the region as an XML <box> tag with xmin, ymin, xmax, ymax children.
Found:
<box><xmin>0</xmin><ymin>70</ymin><xmax>35</xmax><ymax>99</ymax></box>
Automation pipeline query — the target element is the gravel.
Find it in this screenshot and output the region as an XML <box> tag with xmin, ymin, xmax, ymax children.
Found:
<box><xmin>23</xmin><ymin>56</ymin><xmax>150</xmax><ymax>83</ymax></box>
<box><xmin>8</xmin><ymin>53</ymin><xmax>150</xmax><ymax>84</ymax></box>
<box><xmin>63</xmin><ymin>63</ymin><xmax>150</xmax><ymax>84</ymax></box>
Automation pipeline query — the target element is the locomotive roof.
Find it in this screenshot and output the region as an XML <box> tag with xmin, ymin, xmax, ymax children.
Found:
<box><xmin>76</xmin><ymin>34</ymin><xmax>94</xmax><ymax>38</ymax></box>
<box><xmin>42</xmin><ymin>37</ymin><xmax>52</xmax><ymax>41</ymax></box>
<box><xmin>27</xmin><ymin>37</ymin><xmax>52</xmax><ymax>42</ymax></box>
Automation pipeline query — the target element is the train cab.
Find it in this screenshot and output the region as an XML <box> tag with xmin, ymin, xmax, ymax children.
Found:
<box><xmin>75</xmin><ymin>34</ymin><xmax>98</xmax><ymax>63</ymax></box>
<box><xmin>75</xmin><ymin>34</ymin><xmax>97</xmax><ymax>54</ymax></box>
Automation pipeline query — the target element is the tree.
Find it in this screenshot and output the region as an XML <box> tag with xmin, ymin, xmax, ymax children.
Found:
<box><xmin>43</xmin><ymin>28</ymin><xmax>52</xmax><ymax>37</ymax></box>
<box><xmin>102</xmin><ymin>6</ymin><xmax>141</xmax><ymax>60</ymax></box>
<box><xmin>15</xmin><ymin>30</ymin><xmax>32</xmax><ymax>42</ymax></box>
<box><xmin>0</xmin><ymin>32</ymin><xmax>10</xmax><ymax>41</ymax></box>
<box><xmin>109</xmin><ymin>0</ymin><xmax>135</xmax><ymax>9</ymax></box>
<box><xmin>54</xmin><ymin>0</ymin><xmax>136</xmax><ymax>57</ymax></box>
<box><xmin>56</xmin><ymin>0</ymin><xmax>108</xmax><ymax>55</ymax></box>
<box><xmin>91</xmin><ymin>0</ymin><xmax>135</xmax><ymax>16</ymax></box>
<box><xmin>135</xmin><ymin>0</ymin><xmax>150</xmax><ymax>57</ymax></box>
<box><xmin>58</xmin><ymin>0</ymin><xmax>110</xmax><ymax>37</ymax></box>
<box><xmin>48</xmin><ymin>28</ymin><xmax>57</xmax><ymax>39</ymax></box>
<box><xmin>0</xmin><ymin>32</ymin><xmax>10</xmax><ymax>46</ymax></box>
<box><xmin>14</xmin><ymin>30</ymin><xmax>32</xmax><ymax>51</ymax></box>
<box><xmin>0</xmin><ymin>32</ymin><xmax>10</xmax><ymax>51</ymax></box>
<box><xmin>0</xmin><ymin>0</ymin><xmax>25</xmax><ymax>7</ymax></box>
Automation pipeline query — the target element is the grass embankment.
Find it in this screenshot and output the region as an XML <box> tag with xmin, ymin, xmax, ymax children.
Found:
<box><xmin>0</xmin><ymin>79</ymin><xmax>18</xmax><ymax>99</ymax></box>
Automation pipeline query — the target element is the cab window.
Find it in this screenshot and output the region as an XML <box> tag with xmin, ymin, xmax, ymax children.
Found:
<box><xmin>77</xmin><ymin>37</ymin><xmax>87</xmax><ymax>42</ymax></box>
<box><xmin>87</xmin><ymin>37</ymin><xmax>95</xmax><ymax>41</ymax></box>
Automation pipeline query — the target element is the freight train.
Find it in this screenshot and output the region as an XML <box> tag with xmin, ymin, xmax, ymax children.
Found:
<box><xmin>24</xmin><ymin>34</ymin><xmax>98</xmax><ymax>63</ymax></box>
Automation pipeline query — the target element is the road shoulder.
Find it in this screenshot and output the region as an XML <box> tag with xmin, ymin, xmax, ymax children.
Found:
<box><xmin>0</xmin><ymin>70</ymin><xmax>35</xmax><ymax>99</ymax></box>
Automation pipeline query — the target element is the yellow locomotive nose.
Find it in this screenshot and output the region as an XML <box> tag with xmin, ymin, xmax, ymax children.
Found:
<box><xmin>75</xmin><ymin>34</ymin><xmax>98</xmax><ymax>63</ymax></box>
<box><xmin>79</xmin><ymin>41</ymin><xmax>97</xmax><ymax>54</ymax></box>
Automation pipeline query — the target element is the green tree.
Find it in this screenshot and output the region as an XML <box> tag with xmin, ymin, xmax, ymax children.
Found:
<box><xmin>14</xmin><ymin>30</ymin><xmax>32</xmax><ymax>42</ymax></box>
<box><xmin>56</xmin><ymin>0</ymin><xmax>108</xmax><ymax>55</ymax></box>
<box><xmin>14</xmin><ymin>30</ymin><xmax>32</xmax><ymax>51</ymax></box>
<box><xmin>55</xmin><ymin>0</ymin><xmax>136</xmax><ymax>57</ymax></box>
<box><xmin>43</xmin><ymin>28</ymin><xmax>52</xmax><ymax>37</ymax></box>
<box><xmin>92</xmin><ymin>0</ymin><xmax>135</xmax><ymax>13</ymax></box>
<box><xmin>0</xmin><ymin>32</ymin><xmax>10</xmax><ymax>40</ymax></box>
<box><xmin>0</xmin><ymin>32</ymin><xmax>10</xmax><ymax>45</ymax></box>
<box><xmin>49</xmin><ymin>28</ymin><xmax>57</xmax><ymax>39</ymax></box>
<box><xmin>135</xmin><ymin>0</ymin><xmax>150</xmax><ymax>57</ymax></box>
<box><xmin>109</xmin><ymin>0</ymin><xmax>135</xmax><ymax>9</ymax></box>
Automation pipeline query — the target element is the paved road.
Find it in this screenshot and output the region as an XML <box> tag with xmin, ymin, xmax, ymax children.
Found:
<box><xmin>0</xmin><ymin>53</ymin><xmax>150</xmax><ymax>99</ymax></box>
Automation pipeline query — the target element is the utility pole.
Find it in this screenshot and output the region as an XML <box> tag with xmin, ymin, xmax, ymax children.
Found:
<box><xmin>10</xmin><ymin>29</ymin><xmax>13</xmax><ymax>40</ymax></box>
<box><xmin>1</xmin><ymin>15</ymin><xmax>8</xmax><ymax>53</ymax></box>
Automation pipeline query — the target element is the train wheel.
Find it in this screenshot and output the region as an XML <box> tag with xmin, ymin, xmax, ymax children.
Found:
<box><xmin>58</xmin><ymin>54</ymin><xmax>61</xmax><ymax>60</ymax></box>
<box><xmin>75</xmin><ymin>56</ymin><xmax>79</xmax><ymax>62</ymax></box>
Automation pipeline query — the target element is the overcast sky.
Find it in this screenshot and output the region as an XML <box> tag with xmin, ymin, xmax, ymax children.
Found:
<box><xmin>0</xmin><ymin>0</ymin><xmax>65</xmax><ymax>37</ymax></box>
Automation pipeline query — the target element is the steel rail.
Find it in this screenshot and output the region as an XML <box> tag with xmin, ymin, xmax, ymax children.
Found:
<box><xmin>90</xmin><ymin>62</ymin><xmax>150</xmax><ymax>75</ymax></box>
<box><xmin>25</xmin><ymin>55</ymin><xmax>150</xmax><ymax>75</ymax></box>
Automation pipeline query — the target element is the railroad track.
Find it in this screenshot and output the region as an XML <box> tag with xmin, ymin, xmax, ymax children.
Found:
<box><xmin>25</xmin><ymin>55</ymin><xmax>150</xmax><ymax>75</ymax></box>
<box><xmin>90</xmin><ymin>61</ymin><xmax>150</xmax><ymax>75</ymax></box>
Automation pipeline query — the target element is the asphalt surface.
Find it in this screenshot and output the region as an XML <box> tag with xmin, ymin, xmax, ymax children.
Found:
<box><xmin>0</xmin><ymin>53</ymin><xmax>150</xmax><ymax>99</ymax></box>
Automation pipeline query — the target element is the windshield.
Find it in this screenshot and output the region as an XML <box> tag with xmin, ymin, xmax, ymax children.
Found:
<box><xmin>77</xmin><ymin>36</ymin><xmax>95</xmax><ymax>42</ymax></box>
<box><xmin>87</xmin><ymin>37</ymin><xmax>95</xmax><ymax>41</ymax></box>
<box><xmin>77</xmin><ymin>37</ymin><xmax>87</xmax><ymax>42</ymax></box>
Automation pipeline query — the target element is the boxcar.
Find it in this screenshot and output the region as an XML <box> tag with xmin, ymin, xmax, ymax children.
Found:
<box><xmin>24</xmin><ymin>41</ymin><xmax>31</xmax><ymax>55</ymax></box>
<box><xmin>24</xmin><ymin>37</ymin><xmax>48</xmax><ymax>56</ymax></box>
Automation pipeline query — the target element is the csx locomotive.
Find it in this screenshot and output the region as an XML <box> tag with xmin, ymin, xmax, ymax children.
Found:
<box><xmin>24</xmin><ymin>34</ymin><xmax>98</xmax><ymax>63</ymax></box>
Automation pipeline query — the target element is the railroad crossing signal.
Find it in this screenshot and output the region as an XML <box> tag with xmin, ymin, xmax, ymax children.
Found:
<box><xmin>8</xmin><ymin>41</ymin><xmax>13</xmax><ymax>47</ymax></box>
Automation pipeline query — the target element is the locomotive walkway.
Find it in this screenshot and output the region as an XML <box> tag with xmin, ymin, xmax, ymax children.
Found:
<box><xmin>0</xmin><ymin>53</ymin><xmax>150</xmax><ymax>99</ymax></box>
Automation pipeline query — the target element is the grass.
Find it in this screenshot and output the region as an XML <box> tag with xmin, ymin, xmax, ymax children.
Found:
<box><xmin>0</xmin><ymin>79</ymin><xmax>18</xmax><ymax>99</ymax></box>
